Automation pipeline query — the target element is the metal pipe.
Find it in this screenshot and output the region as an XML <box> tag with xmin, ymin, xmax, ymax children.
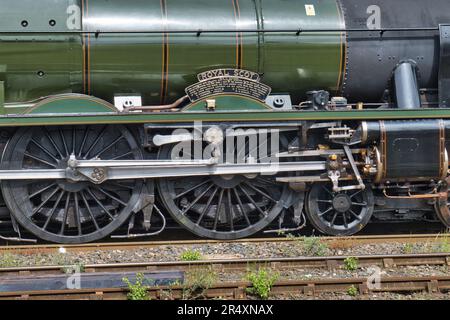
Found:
<box><xmin>124</xmin><ymin>95</ymin><xmax>188</xmax><ymax>112</ymax></box>
<box><xmin>393</xmin><ymin>61</ymin><xmax>421</xmax><ymax>109</ymax></box>
<box><xmin>0</xmin><ymin>27</ymin><xmax>439</xmax><ymax>35</ymax></box>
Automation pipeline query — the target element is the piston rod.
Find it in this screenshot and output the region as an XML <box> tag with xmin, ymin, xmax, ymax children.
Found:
<box><xmin>0</xmin><ymin>160</ymin><xmax>327</xmax><ymax>182</ymax></box>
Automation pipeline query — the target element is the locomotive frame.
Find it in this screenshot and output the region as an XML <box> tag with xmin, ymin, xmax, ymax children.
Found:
<box><xmin>0</xmin><ymin>0</ymin><xmax>450</xmax><ymax>243</ymax></box>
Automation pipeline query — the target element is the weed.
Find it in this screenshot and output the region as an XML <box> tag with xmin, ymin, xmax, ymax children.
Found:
<box><xmin>122</xmin><ymin>273</ymin><xmax>150</xmax><ymax>300</ymax></box>
<box><xmin>183</xmin><ymin>267</ymin><xmax>217</xmax><ymax>299</ymax></box>
<box><xmin>402</xmin><ymin>243</ymin><xmax>414</xmax><ymax>254</ymax></box>
<box><xmin>180</xmin><ymin>249</ymin><xmax>203</xmax><ymax>261</ymax></box>
<box><xmin>344</xmin><ymin>257</ymin><xmax>359</xmax><ymax>271</ymax></box>
<box><xmin>50</xmin><ymin>253</ymin><xmax>70</xmax><ymax>266</ymax></box>
<box><xmin>347</xmin><ymin>285</ymin><xmax>358</xmax><ymax>297</ymax></box>
<box><xmin>302</xmin><ymin>237</ymin><xmax>328</xmax><ymax>256</ymax></box>
<box><xmin>0</xmin><ymin>252</ymin><xmax>19</xmax><ymax>268</ymax></box>
<box><xmin>246</xmin><ymin>268</ymin><xmax>279</xmax><ymax>300</ymax></box>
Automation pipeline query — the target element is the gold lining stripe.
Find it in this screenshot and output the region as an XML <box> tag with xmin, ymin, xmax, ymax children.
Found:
<box><xmin>81</xmin><ymin>0</ymin><xmax>91</xmax><ymax>95</ymax></box>
<box><xmin>81</xmin><ymin>0</ymin><xmax>86</xmax><ymax>94</ymax></box>
<box><xmin>439</xmin><ymin>119</ymin><xmax>446</xmax><ymax>179</ymax></box>
<box><xmin>232</xmin><ymin>0</ymin><xmax>243</xmax><ymax>69</ymax></box>
<box><xmin>160</xmin><ymin>0</ymin><xmax>169</xmax><ymax>104</ymax></box>
<box><xmin>335</xmin><ymin>0</ymin><xmax>347</xmax><ymax>95</ymax></box>
<box><xmin>380</xmin><ymin>121</ymin><xmax>387</xmax><ymax>180</ymax></box>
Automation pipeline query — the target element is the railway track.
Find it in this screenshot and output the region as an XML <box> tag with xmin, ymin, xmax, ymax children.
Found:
<box><xmin>0</xmin><ymin>252</ymin><xmax>449</xmax><ymax>299</ymax></box>
<box><xmin>1</xmin><ymin>275</ymin><xmax>449</xmax><ymax>300</ymax></box>
<box><xmin>0</xmin><ymin>233</ymin><xmax>448</xmax><ymax>254</ymax></box>
<box><xmin>0</xmin><ymin>253</ymin><xmax>449</xmax><ymax>276</ymax></box>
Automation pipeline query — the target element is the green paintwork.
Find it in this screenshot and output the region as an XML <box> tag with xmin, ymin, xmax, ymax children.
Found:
<box><xmin>0</xmin><ymin>81</ymin><xmax>4</xmax><ymax>114</ymax></box>
<box><xmin>24</xmin><ymin>95</ymin><xmax>116</xmax><ymax>114</ymax></box>
<box><xmin>184</xmin><ymin>95</ymin><xmax>271</xmax><ymax>112</ymax></box>
<box><xmin>0</xmin><ymin>0</ymin><xmax>343</xmax><ymax>106</ymax></box>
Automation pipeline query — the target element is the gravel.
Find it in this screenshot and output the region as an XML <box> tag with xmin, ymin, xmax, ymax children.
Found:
<box><xmin>0</xmin><ymin>238</ymin><xmax>449</xmax><ymax>267</ymax></box>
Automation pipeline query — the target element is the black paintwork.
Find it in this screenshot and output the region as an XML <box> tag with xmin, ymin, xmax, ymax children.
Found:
<box><xmin>340</xmin><ymin>0</ymin><xmax>450</xmax><ymax>102</ymax></box>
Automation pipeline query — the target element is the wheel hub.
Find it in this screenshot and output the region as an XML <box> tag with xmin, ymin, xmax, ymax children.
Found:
<box><xmin>332</xmin><ymin>194</ymin><xmax>352</xmax><ymax>213</ymax></box>
<box><xmin>211</xmin><ymin>175</ymin><xmax>245</xmax><ymax>188</ymax></box>
<box><xmin>56</xmin><ymin>156</ymin><xmax>87</xmax><ymax>192</ymax></box>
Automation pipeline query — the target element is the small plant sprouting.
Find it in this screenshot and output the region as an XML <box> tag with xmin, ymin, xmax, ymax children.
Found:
<box><xmin>180</xmin><ymin>249</ymin><xmax>203</xmax><ymax>261</ymax></box>
<box><xmin>302</xmin><ymin>237</ymin><xmax>328</xmax><ymax>256</ymax></box>
<box><xmin>122</xmin><ymin>273</ymin><xmax>150</xmax><ymax>300</ymax></box>
<box><xmin>0</xmin><ymin>253</ymin><xmax>19</xmax><ymax>268</ymax></box>
<box><xmin>434</xmin><ymin>238</ymin><xmax>450</xmax><ymax>253</ymax></box>
<box><xmin>402</xmin><ymin>243</ymin><xmax>414</xmax><ymax>254</ymax></box>
<box><xmin>183</xmin><ymin>267</ymin><xmax>217</xmax><ymax>299</ymax></box>
<box><xmin>344</xmin><ymin>257</ymin><xmax>359</xmax><ymax>271</ymax></box>
<box><xmin>347</xmin><ymin>285</ymin><xmax>358</xmax><ymax>297</ymax></box>
<box><xmin>246</xmin><ymin>268</ymin><xmax>279</xmax><ymax>300</ymax></box>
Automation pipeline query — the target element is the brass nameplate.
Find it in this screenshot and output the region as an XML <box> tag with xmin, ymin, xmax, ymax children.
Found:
<box><xmin>186</xmin><ymin>77</ymin><xmax>271</xmax><ymax>103</ymax></box>
<box><xmin>197</xmin><ymin>69</ymin><xmax>260</xmax><ymax>82</ymax></box>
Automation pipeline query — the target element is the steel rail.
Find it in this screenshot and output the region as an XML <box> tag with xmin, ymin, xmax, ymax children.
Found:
<box><xmin>0</xmin><ymin>233</ymin><xmax>448</xmax><ymax>254</ymax></box>
<box><xmin>0</xmin><ymin>253</ymin><xmax>449</xmax><ymax>277</ymax></box>
<box><xmin>1</xmin><ymin>275</ymin><xmax>449</xmax><ymax>300</ymax></box>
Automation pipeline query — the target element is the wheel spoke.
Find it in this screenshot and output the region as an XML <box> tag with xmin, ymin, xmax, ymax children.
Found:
<box><xmin>86</xmin><ymin>188</ymin><xmax>115</xmax><ymax>220</ymax></box>
<box><xmin>30</xmin><ymin>139</ymin><xmax>59</xmax><ymax>163</ymax></box>
<box><xmin>196</xmin><ymin>186</ymin><xmax>219</xmax><ymax>225</ymax></box>
<box><xmin>24</xmin><ymin>152</ymin><xmax>57</xmax><ymax>168</ymax></box>
<box><xmin>80</xmin><ymin>190</ymin><xmax>99</xmax><ymax>230</ymax></box>
<box><xmin>59</xmin><ymin>192</ymin><xmax>71</xmax><ymax>235</ymax></box>
<box><xmin>351</xmin><ymin>202</ymin><xmax>367</xmax><ymax>207</ymax></box>
<box><xmin>256</xmin><ymin>177</ymin><xmax>278</xmax><ymax>186</ymax></box>
<box><xmin>72</xmin><ymin>127</ymin><xmax>77</xmax><ymax>154</ymax></box>
<box><xmin>343</xmin><ymin>211</ymin><xmax>348</xmax><ymax>228</ymax></box>
<box><xmin>32</xmin><ymin>186</ymin><xmax>61</xmax><ymax>216</ymax></box>
<box><xmin>43</xmin><ymin>190</ymin><xmax>65</xmax><ymax>230</ymax></box>
<box><xmin>29</xmin><ymin>183</ymin><xmax>57</xmax><ymax>199</ymax></box>
<box><xmin>104</xmin><ymin>181</ymin><xmax>135</xmax><ymax>191</ymax></box>
<box><xmin>329</xmin><ymin>211</ymin><xmax>338</xmax><ymax>227</ymax></box>
<box><xmin>174</xmin><ymin>180</ymin><xmax>210</xmax><ymax>200</ymax></box>
<box><xmin>227</xmin><ymin>189</ymin><xmax>234</xmax><ymax>231</ymax></box>
<box><xmin>243</xmin><ymin>182</ymin><xmax>277</xmax><ymax>202</ymax></box>
<box><xmin>213</xmin><ymin>189</ymin><xmax>225</xmax><ymax>231</ymax></box>
<box><xmin>78</xmin><ymin>127</ymin><xmax>89</xmax><ymax>157</ymax></box>
<box><xmin>349</xmin><ymin>190</ymin><xmax>363</xmax><ymax>199</ymax></box>
<box><xmin>317</xmin><ymin>200</ymin><xmax>333</xmax><ymax>204</ymax></box>
<box><xmin>239</xmin><ymin>185</ymin><xmax>267</xmax><ymax>217</ymax></box>
<box><xmin>181</xmin><ymin>183</ymin><xmax>214</xmax><ymax>215</ymax></box>
<box><xmin>74</xmin><ymin>192</ymin><xmax>82</xmax><ymax>236</ymax></box>
<box><xmin>233</xmin><ymin>188</ymin><xmax>251</xmax><ymax>226</ymax></box>
<box><xmin>318</xmin><ymin>206</ymin><xmax>333</xmax><ymax>217</ymax></box>
<box><xmin>91</xmin><ymin>134</ymin><xmax>124</xmax><ymax>159</ymax></box>
<box><xmin>95</xmin><ymin>187</ymin><xmax>127</xmax><ymax>206</ymax></box>
<box><xmin>84</xmin><ymin>126</ymin><xmax>107</xmax><ymax>159</ymax></box>
<box><xmin>111</xmin><ymin>151</ymin><xmax>134</xmax><ymax>160</ymax></box>
<box><xmin>349</xmin><ymin>209</ymin><xmax>362</xmax><ymax>221</ymax></box>
<box><xmin>321</xmin><ymin>185</ymin><xmax>333</xmax><ymax>196</ymax></box>
<box><xmin>43</xmin><ymin>128</ymin><xmax>64</xmax><ymax>159</ymax></box>
<box><xmin>59</xmin><ymin>129</ymin><xmax>69</xmax><ymax>157</ymax></box>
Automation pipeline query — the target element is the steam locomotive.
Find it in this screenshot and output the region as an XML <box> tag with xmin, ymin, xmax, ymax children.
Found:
<box><xmin>0</xmin><ymin>0</ymin><xmax>449</xmax><ymax>243</ymax></box>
